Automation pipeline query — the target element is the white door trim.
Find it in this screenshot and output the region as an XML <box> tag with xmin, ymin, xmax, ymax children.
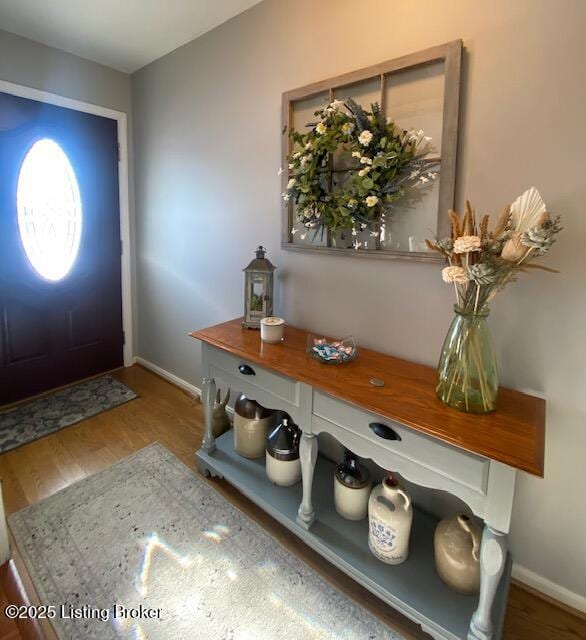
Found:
<box><xmin>0</xmin><ymin>79</ymin><xmax>134</xmax><ymax>366</ymax></box>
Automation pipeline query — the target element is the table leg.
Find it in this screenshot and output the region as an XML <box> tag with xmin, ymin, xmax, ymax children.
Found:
<box><xmin>296</xmin><ymin>432</ymin><xmax>317</xmax><ymax>530</ymax></box>
<box><xmin>468</xmin><ymin>525</ymin><xmax>507</xmax><ymax>640</ymax></box>
<box><xmin>201</xmin><ymin>377</ymin><xmax>216</xmax><ymax>453</ymax></box>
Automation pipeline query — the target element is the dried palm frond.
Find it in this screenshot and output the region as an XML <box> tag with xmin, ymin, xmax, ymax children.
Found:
<box><xmin>509</xmin><ymin>187</ymin><xmax>547</xmax><ymax>233</ymax></box>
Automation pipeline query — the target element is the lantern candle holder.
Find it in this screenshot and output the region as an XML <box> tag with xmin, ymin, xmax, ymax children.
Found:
<box><xmin>242</xmin><ymin>246</ymin><xmax>275</xmax><ymax>329</ymax></box>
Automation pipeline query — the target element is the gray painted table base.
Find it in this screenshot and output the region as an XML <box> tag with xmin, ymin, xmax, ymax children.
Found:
<box><xmin>198</xmin><ymin>344</ymin><xmax>517</xmax><ymax>640</ymax></box>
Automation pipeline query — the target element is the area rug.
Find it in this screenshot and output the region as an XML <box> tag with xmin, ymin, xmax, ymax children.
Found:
<box><xmin>0</xmin><ymin>375</ymin><xmax>138</xmax><ymax>453</ymax></box>
<box><xmin>9</xmin><ymin>443</ymin><xmax>401</xmax><ymax>640</ymax></box>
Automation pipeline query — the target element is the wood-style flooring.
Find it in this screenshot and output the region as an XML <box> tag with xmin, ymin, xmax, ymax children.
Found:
<box><xmin>0</xmin><ymin>365</ymin><xmax>584</xmax><ymax>640</ymax></box>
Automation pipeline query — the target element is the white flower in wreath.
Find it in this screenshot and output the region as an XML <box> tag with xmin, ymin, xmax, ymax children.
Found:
<box><xmin>358</xmin><ymin>130</ymin><xmax>373</xmax><ymax>146</ymax></box>
<box><xmin>351</xmin><ymin>228</ymin><xmax>358</xmax><ymax>236</ymax></box>
<box><xmin>453</xmin><ymin>235</ymin><xmax>482</xmax><ymax>253</ymax></box>
<box><xmin>360</xmin><ymin>223</ymin><xmax>367</xmax><ymax>230</ymax></box>
<box><xmin>419</xmin><ymin>175</ymin><xmax>429</xmax><ymax>184</ymax></box>
<box><xmin>348</xmin><ymin>198</ymin><xmax>358</xmax><ymax>209</ymax></box>
<box><xmin>365</xmin><ymin>195</ymin><xmax>379</xmax><ymax>207</ymax></box>
<box><xmin>342</xmin><ymin>122</ymin><xmax>355</xmax><ymax>135</ymax></box>
<box><xmin>330</xmin><ymin>99</ymin><xmax>345</xmax><ymax>110</ymax></box>
<box><xmin>442</xmin><ymin>265</ymin><xmax>469</xmax><ymax>284</ymax></box>
<box><xmin>358</xmin><ymin>167</ymin><xmax>371</xmax><ymax>177</ymax></box>
<box><xmin>293</xmin><ymin>151</ymin><xmax>301</xmax><ymax>159</ymax></box>
<box><xmin>300</xmin><ymin>154</ymin><xmax>312</xmax><ymax>167</ymax></box>
<box><xmin>277</xmin><ymin>167</ymin><xmax>284</xmax><ymax>176</ymax></box>
<box><xmin>282</xmin><ymin>193</ymin><xmax>290</xmax><ymax>202</ymax></box>
<box><xmin>408</xmin><ymin>129</ymin><xmax>425</xmax><ymax>142</ymax></box>
<box><xmin>351</xmin><ymin>151</ymin><xmax>362</xmax><ymax>158</ymax></box>
<box><xmin>315</xmin><ymin>122</ymin><xmax>327</xmax><ymax>135</ymax></box>
<box><xmin>360</xmin><ymin>156</ymin><xmax>373</xmax><ymax>165</ymax></box>
<box><xmin>287</xmin><ymin>178</ymin><xmax>297</xmax><ymax>189</ymax></box>
<box><xmin>305</xmin><ymin>142</ymin><xmax>312</xmax><ymax>150</ymax></box>
<box><xmin>288</xmin><ymin>163</ymin><xmax>294</xmax><ymax>170</ymax></box>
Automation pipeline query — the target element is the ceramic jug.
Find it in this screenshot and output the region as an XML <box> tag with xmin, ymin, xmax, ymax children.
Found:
<box><xmin>368</xmin><ymin>473</ymin><xmax>412</xmax><ymax>565</ymax></box>
<box><xmin>266</xmin><ymin>416</ymin><xmax>301</xmax><ymax>486</ymax></box>
<box><xmin>434</xmin><ymin>513</ymin><xmax>481</xmax><ymax>594</ymax></box>
<box><xmin>233</xmin><ymin>394</ymin><xmax>276</xmax><ymax>459</ymax></box>
<box><xmin>334</xmin><ymin>450</ymin><xmax>371</xmax><ymax>521</ymax></box>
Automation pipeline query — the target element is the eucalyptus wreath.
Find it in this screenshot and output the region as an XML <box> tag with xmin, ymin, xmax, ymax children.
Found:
<box><xmin>281</xmin><ymin>99</ymin><xmax>438</xmax><ymax>242</ymax></box>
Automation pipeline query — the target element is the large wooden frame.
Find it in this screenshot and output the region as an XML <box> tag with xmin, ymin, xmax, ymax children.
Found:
<box><xmin>281</xmin><ymin>40</ymin><xmax>462</xmax><ymax>262</ymax></box>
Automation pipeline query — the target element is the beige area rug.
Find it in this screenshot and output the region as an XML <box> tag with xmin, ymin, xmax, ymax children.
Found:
<box><xmin>8</xmin><ymin>443</ymin><xmax>402</xmax><ymax>639</ymax></box>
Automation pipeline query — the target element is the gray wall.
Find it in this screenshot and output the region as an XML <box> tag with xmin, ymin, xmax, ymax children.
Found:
<box><xmin>0</xmin><ymin>29</ymin><xmax>131</xmax><ymax>112</ymax></box>
<box><xmin>132</xmin><ymin>0</ymin><xmax>586</xmax><ymax>603</ymax></box>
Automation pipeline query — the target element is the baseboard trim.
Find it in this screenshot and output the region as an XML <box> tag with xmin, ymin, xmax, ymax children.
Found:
<box><xmin>512</xmin><ymin>564</ymin><xmax>586</xmax><ymax>615</ymax></box>
<box><xmin>134</xmin><ymin>357</ymin><xmax>201</xmax><ymax>398</ymax></box>
<box><xmin>133</xmin><ymin>356</ymin><xmax>585</xmax><ymax>615</ymax></box>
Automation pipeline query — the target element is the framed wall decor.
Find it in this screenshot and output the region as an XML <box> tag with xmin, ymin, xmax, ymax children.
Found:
<box><xmin>281</xmin><ymin>40</ymin><xmax>462</xmax><ymax>262</ymax></box>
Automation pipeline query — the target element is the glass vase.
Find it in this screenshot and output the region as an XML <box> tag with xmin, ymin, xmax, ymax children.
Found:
<box><xmin>436</xmin><ymin>306</ymin><xmax>498</xmax><ymax>414</ymax></box>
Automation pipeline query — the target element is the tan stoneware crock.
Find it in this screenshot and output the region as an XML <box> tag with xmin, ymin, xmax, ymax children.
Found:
<box><xmin>434</xmin><ymin>513</ymin><xmax>481</xmax><ymax>594</ymax></box>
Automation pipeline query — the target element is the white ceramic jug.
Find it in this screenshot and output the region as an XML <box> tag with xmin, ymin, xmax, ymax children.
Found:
<box><xmin>368</xmin><ymin>473</ymin><xmax>413</xmax><ymax>565</ymax></box>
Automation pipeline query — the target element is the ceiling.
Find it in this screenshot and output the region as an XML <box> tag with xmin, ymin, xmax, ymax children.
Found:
<box><xmin>0</xmin><ymin>0</ymin><xmax>263</xmax><ymax>73</ymax></box>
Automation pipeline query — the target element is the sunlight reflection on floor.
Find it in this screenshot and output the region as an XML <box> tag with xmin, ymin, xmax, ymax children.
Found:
<box><xmin>107</xmin><ymin>522</ymin><xmax>365</xmax><ymax>640</ymax></box>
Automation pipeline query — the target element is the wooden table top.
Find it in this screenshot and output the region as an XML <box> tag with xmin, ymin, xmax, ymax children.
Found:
<box><xmin>190</xmin><ymin>318</ymin><xmax>545</xmax><ymax>477</ymax></box>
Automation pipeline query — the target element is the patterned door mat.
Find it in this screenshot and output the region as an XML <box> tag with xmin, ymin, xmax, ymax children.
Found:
<box><xmin>0</xmin><ymin>375</ymin><xmax>138</xmax><ymax>453</ymax></box>
<box><xmin>8</xmin><ymin>443</ymin><xmax>402</xmax><ymax>640</ymax></box>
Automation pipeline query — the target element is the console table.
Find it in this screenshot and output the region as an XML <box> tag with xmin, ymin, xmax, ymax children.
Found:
<box><xmin>190</xmin><ymin>318</ymin><xmax>545</xmax><ymax>640</ymax></box>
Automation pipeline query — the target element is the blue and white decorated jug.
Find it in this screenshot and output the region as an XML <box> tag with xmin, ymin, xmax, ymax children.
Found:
<box><xmin>368</xmin><ymin>473</ymin><xmax>412</xmax><ymax>565</ymax></box>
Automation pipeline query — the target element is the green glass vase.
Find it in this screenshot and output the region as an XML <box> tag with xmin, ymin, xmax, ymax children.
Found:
<box><xmin>436</xmin><ymin>306</ymin><xmax>498</xmax><ymax>414</ymax></box>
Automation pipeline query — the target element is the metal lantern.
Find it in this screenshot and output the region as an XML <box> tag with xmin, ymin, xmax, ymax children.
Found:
<box><xmin>243</xmin><ymin>246</ymin><xmax>275</xmax><ymax>329</ymax></box>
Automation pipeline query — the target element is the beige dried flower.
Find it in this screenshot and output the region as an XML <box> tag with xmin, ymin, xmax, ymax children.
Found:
<box><xmin>501</xmin><ymin>233</ymin><xmax>527</xmax><ymax>262</ymax></box>
<box><xmin>442</xmin><ymin>266</ymin><xmax>469</xmax><ymax>284</ymax></box>
<box><xmin>453</xmin><ymin>235</ymin><xmax>482</xmax><ymax>254</ymax></box>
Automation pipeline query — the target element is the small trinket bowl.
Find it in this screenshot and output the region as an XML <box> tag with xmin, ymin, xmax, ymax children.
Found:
<box><xmin>306</xmin><ymin>334</ymin><xmax>357</xmax><ymax>364</ymax></box>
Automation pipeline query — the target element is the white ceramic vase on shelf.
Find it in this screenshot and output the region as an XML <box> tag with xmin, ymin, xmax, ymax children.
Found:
<box><xmin>368</xmin><ymin>473</ymin><xmax>412</xmax><ymax>565</ymax></box>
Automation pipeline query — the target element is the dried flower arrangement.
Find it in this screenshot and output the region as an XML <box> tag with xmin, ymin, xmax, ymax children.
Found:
<box><xmin>426</xmin><ymin>187</ymin><xmax>562</xmax><ymax>413</ymax></box>
<box><xmin>426</xmin><ymin>187</ymin><xmax>562</xmax><ymax>314</ymax></box>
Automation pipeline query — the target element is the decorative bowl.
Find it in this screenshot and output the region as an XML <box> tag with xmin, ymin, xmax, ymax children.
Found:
<box><xmin>306</xmin><ymin>334</ymin><xmax>358</xmax><ymax>365</ymax></box>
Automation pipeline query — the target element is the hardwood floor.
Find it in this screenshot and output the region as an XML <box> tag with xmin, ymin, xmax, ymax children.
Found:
<box><xmin>0</xmin><ymin>365</ymin><xmax>584</xmax><ymax>639</ymax></box>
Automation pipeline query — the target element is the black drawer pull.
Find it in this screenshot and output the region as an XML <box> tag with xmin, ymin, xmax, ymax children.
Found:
<box><xmin>238</xmin><ymin>364</ymin><xmax>256</xmax><ymax>376</ymax></box>
<box><xmin>369</xmin><ymin>422</ymin><xmax>401</xmax><ymax>441</ymax></box>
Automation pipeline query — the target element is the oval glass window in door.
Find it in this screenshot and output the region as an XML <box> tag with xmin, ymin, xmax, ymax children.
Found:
<box><xmin>16</xmin><ymin>138</ymin><xmax>82</xmax><ymax>281</ymax></box>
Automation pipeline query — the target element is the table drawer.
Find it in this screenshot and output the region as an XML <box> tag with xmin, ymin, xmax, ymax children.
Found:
<box><xmin>207</xmin><ymin>346</ymin><xmax>300</xmax><ymax>407</ymax></box>
<box><xmin>312</xmin><ymin>391</ymin><xmax>489</xmax><ymax>494</ymax></box>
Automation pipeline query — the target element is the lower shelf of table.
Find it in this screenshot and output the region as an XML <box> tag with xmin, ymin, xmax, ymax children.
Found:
<box><xmin>196</xmin><ymin>431</ymin><xmax>511</xmax><ymax>640</ymax></box>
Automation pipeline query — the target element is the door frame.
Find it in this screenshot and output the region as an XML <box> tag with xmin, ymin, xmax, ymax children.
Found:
<box><xmin>0</xmin><ymin>79</ymin><xmax>134</xmax><ymax>367</ymax></box>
